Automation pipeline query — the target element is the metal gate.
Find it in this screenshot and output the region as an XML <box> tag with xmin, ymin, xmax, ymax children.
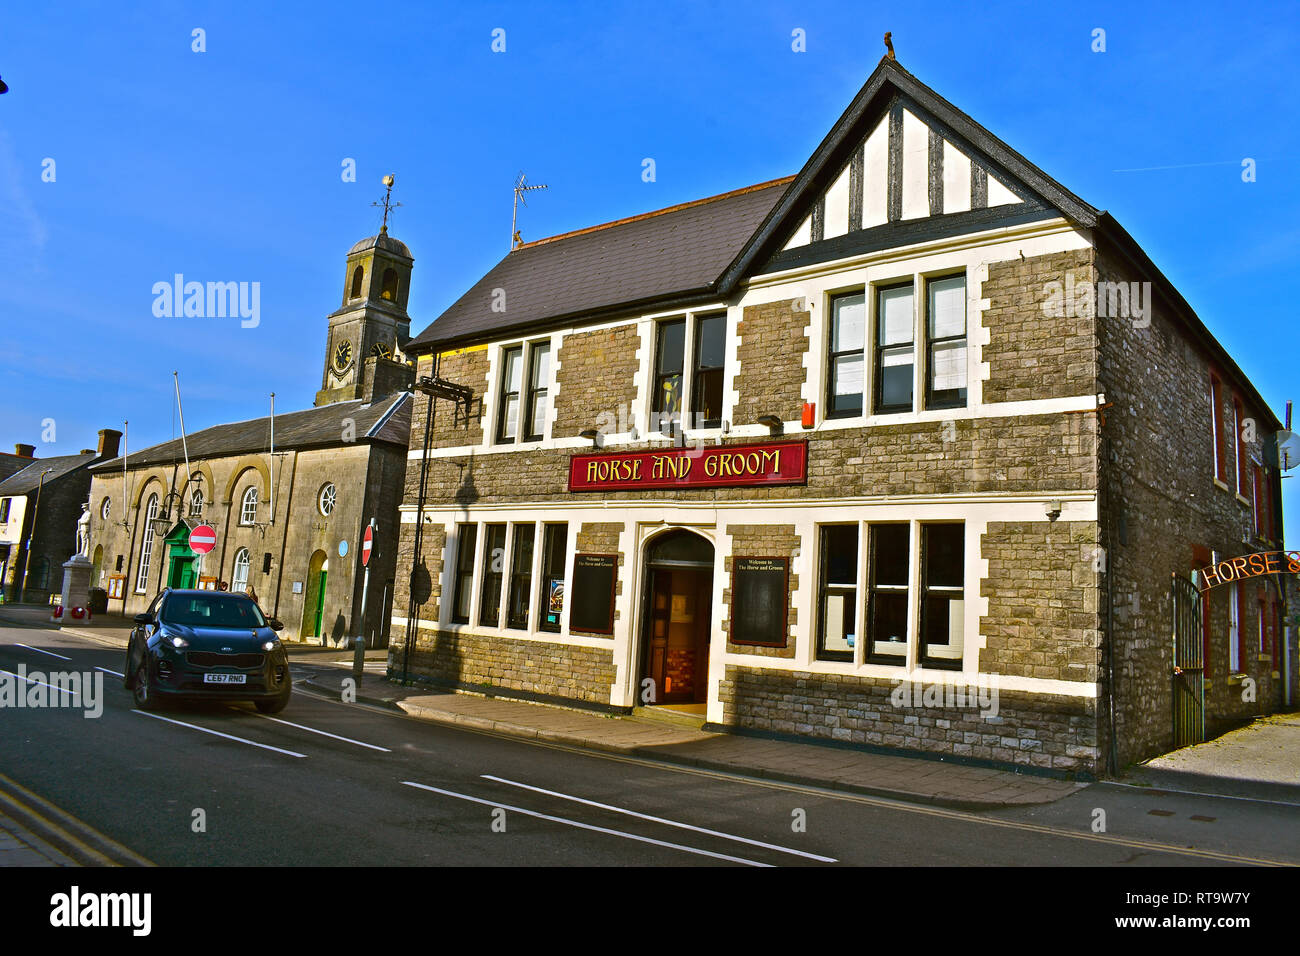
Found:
<box><xmin>1171</xmin><ymin>572</ymin><xmax>1205</xmax><ymax>748</ymax></box>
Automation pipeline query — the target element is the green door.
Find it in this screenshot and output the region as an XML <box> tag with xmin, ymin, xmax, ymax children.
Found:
<box><xmin>167</xmin><ymin>551</ymin><xmax>196</xmax><ymax>589</ymax></box>
<box><xmin>313</xmin><ymin>570</ymin><xmax>327</xmax><ymax>636</ymax></box>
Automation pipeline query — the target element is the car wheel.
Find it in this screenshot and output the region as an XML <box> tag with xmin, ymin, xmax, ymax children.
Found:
<box><xmin>254</xmin><ymin>691</ymin><xmax>290</xmax><ymax>715</ymax></box>
<box><xmin>132</xmin><ymin>661</ymin><xmax>158</xmax><ymax>711</ymax></box>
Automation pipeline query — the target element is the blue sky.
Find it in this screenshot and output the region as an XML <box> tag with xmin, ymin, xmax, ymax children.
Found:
<box><xmin>1</xmin><ymin>1</ymin><xmax>1297</xmax><ymax>543</ymax></box>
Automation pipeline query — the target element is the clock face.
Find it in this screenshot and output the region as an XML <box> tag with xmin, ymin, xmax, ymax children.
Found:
<box><xmin>332</xmin><ymin>339</ymin><xmax>353</xmax><ymax>373</ymax></box>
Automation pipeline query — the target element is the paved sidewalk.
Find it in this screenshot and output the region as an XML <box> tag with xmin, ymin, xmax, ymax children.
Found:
<box><xmin>0</xmin><ymin>811</ymin><xmax>77</xmax><ymax>867</ymax></box>
<box><xmin>1121</xmin><ymin>713</ymin><xmax>1300</xmax><ymax>804</ymax></box>
<box><xmin>299</xmin><ymin>667</ymin><xmax>1085</xmax><ymax>810</ymax></box>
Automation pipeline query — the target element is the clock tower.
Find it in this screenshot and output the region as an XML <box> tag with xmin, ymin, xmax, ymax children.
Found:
<box><xmin>315</xmin><ymin>181</ymin><xmax>415</xmax><ymax>406</ymax></box>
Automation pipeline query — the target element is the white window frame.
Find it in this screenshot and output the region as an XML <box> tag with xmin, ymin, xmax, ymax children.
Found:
<box><xmin>240</xmin><ymin>487</ymin><xmax>259</xmax><ymax>525</ymax></box>
<box><xmin>860</xmin><ymin>519</ymin><xmax>966</xmax><ymax>671</ymax></box>
<box><xmin>232</xmin><ymin>548</ymin><xmax>250</xmax><ymax>594</ymax></box>
<box><xmin>491</xmin><ymin>338</ymin><xmax>554</xmax><ymax>446</ymax></box>
<box><xmin>189</xmin><ymin>487</ymin><xmax>204</xmax><ymax>517</ymax></box>
<box><xmin>135</xmin><ymin>494</ymin><xmax>159</xmax><ymax>593</ymax></box>
<box><xmin>318</xmin><ymin>483</ymin><xmax>337</xmax><ymax>517</ymax></box>
<box><xmin>647</xmin><ymin>309</ymin><xmax>730</xmax><ymax>437</ymax></box>
<box><xmin>1228</xmin><ymin>581</ymin><xmax>1241</xmax><ymax>672</ymax></box>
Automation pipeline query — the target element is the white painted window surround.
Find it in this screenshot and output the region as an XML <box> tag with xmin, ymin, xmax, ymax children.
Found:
<box><xmin>394</xmin><ymin>495</ymin><xmax>1100</xmax><ymax>717</ymax></box>
<box><xmin>416</xmin><ymin>221</ymin><xmax>1097</xmax><ymax>463</ymax></box>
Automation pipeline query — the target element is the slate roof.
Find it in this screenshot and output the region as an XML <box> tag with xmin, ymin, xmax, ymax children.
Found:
<box><xmin>89</xmin><ymin>393</ymin><xmax>413</xmax><ymax>473</ymax></box>
<box><xmin>406</xmin><ymin>178</ymin><xmax>794</xmax><ymax>352</ymax></box>
<box><xmin>0</xmin><ymin>453</ymin><xmax>35</xmax><ymax>483</ymax></box>
<box><xmin>0</xmin><ymin>453</ymin><xmax>97</xmax><ymax>496</ymax></box>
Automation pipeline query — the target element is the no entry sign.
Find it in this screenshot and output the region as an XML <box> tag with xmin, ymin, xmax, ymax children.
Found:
<box><xmin>361</xmin><ymin>524</ymin><xmax>374</xmax><ymax>567</ymax></box>
<box><xmin>188</xmin><ymin>524</ymin><xmax>217</xmax><ymax>554</ymax></box>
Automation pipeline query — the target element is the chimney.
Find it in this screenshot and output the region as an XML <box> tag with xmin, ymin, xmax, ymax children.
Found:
<box><xmin>97</xmin><ymin>428</ymin><xmax>122</xmax><ymax>460</ymax></box>
<box><xmin>14</xmin><ymin>443</ymin><xmax>34</xmax><ymax>458</ymax></box>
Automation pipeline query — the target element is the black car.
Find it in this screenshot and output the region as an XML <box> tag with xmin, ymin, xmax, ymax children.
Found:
<box><xmin>124</xmin><ymin>589</ymin><xmax>291</xmax><ymax>713</ymax></box>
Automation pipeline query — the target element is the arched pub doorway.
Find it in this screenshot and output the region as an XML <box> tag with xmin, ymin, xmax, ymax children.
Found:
<box><xmin>639</xmin><ymin>529</ymin><xmax>714</xmax><ymax>709</ymax></box>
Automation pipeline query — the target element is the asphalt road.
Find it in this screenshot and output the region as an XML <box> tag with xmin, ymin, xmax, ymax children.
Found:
<box><xmin>1</xmin><ymin>622</ymin><xmax>1297</xmax><ymax>867</ymax></box>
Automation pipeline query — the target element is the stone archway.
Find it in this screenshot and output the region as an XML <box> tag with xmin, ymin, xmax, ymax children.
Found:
<box><xmin>638</xmin><ymin>529</ymin><xmax>715</xmax><ymax>707</ymax></box>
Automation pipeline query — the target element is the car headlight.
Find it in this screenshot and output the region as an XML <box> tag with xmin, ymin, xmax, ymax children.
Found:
<box><xmin>169</xmin><ymin>635</ymin><xmax>189</xmax><ymax>649</ymax></box>
<box><xmin>262</xmin><ymin>640</ymin><xmax>279</xmax><ymax>652</ymax></box>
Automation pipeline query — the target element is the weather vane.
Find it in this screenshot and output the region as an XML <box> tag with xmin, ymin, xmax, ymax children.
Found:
<box><xmin>372</xmin><ymin>174</ymin><xmax>401</xmax><ymax>234</ymax></box>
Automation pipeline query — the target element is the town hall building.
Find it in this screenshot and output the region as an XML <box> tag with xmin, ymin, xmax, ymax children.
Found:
<box><xmin>388</xmin><ymin>56</ymin><xmax>1293</xmax><ymax>776</ymax></box>
<box><xmin>86</xmin><ymin>221</ymin><xmax>416</xmax><ymax>646</ymax></box>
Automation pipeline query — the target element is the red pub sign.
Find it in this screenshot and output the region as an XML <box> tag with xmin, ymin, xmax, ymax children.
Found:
<box><xmin>569</xmin><ymin>440</ymin><xmax>808</xmax><ymax>492</ymax></box>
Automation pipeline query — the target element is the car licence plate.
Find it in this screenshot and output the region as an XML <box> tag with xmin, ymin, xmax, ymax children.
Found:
<box><xmin>203</xmin><ymin>674</ymin><xmax>247</xmax><ymax>684</ymax></box>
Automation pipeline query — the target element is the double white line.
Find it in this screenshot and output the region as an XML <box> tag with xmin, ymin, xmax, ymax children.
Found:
<box><xmin>404</xmin><ymin>775</ymin><xmax>838</xmax><ymax>867</ymax></box>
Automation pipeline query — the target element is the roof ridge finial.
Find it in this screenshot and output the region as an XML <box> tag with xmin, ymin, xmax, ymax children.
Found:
<box><xmin>883</xmin><ymin>31</ymin><xmax>896</xmax><ymax>62</ymax></box>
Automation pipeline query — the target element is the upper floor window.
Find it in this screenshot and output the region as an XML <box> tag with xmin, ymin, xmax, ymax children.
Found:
<box><xmin>100</xmin><ymin>497</ymin><xmax>111</xmax><ymax>521</ymax></box>
<box><xmin>653</xmin><ymin>318</ymin><xmax>686</xmax><ymax>430</ymax></box>
<box><xmin>318</xmin><ymin>483</ymin><xmax>336</xmax><ymax>516</ymax></box>
<box><xmin>874</xmin><ymin>283</ymin><xmax>915</xmax><ymax>414</ymax></box>
<box><xmin>652</xmin><ymin>312</ymin><xmax>727</xmax><ymax>432</ymax></box>
<box><xmin>1234</xmin><ymin>397</ymin><xmax>1251</xmax><ymax>496</ymax></box>
<box><xmin>0</xmin><ymin>498</ymin><xmax>9</xmax><ymax>523</ymax></box>
<box><xmin>828</xmin><ymin>293</ymin><xmax>866</xmax><ymax>418</ymax></box>
<box><xmin>925</xmin><ymin>276</ymin><xmax>967</xmax><ymax>409</ymax></box>
<box><xmin>496</xmin><ymin>341</ymin><xmax>550</xmax><ymax>443</ymax></box>
<box><xmin>188</xmin><ymin>487</ymin><xmax>204</xmax><ymax>517</ymax></box>
<box><xmin>381</xmin><ymin>267</ymin><xmax>398</xmax><ymax>301</ymax></box>
<box><xmin>829</xmin><ymin>274</ymin><xmax>966</xmax><ymax>419</ymax></box>
<box><xmin>692</xmin><ymin>315</ymin><xmax>726</xmax><ymax>428</ymax></box>
<box><xmin>240</xmin><ymin>486</ymin><xmax>259</xmax><ymax>525</ymax></box>
<box><xmin>1210</xmin><ymin>375</ymin><xmax>1226</xmax><ymax>483</ymax></box>
<box><xmin>350</xmin><ymin>265</ymin><xmax>364</xmax><ymax>298</ymax></box>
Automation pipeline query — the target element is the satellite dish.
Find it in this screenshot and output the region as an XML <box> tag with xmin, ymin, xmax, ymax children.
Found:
<box><xmin>1277</xmin><ymin>430</ymin><xmax>1300</xmax><ymax>471</ymax></box>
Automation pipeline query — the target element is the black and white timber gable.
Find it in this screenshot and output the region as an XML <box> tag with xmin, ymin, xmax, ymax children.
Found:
<box><xmin>720</xmin><ymin>57</ymin><xmax>1103</xmax><ymax>287</ymax></box>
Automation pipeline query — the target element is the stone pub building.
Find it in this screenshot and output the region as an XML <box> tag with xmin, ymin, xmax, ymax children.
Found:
<box><xmin>390</xmin><ymin>58</ymin><xmax>1292</xmax><ymax>776</ymax></box>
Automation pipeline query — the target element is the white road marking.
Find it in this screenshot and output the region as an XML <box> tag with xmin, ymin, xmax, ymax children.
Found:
<box><xmin>246</xmin><ymin>712</ymin><xmax>391</xmax><ymax>752</ymax></box>
<box><xmin>13</xmin><ymin>644</ymin><xmax>72</xmax><ymax>661</ymax></box>
<box><xmin>402</xmin><ymin>780</ymin><xmax>772</xmax><ymax>867</ymax></box>
<box><xmin>0</xmin><ymin>668</ymin><xmax>78</xmax><ymax>698</ymax></box>
<box><xmin>482</xmin><ymin>774</ymin><xmax>837</xmax><ymax>862</ymax></box>
<box><xmin>95</xmin><ymin>666</ymin><xmax>125</xmax><ymax>678</ymax></box>
<box><xmin>132</xmin><ymin>711</ymin><xmax>306</xmax><ymax>757</ymax></box>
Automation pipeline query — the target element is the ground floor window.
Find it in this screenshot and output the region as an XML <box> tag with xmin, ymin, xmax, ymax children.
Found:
<box><xmin>478</xmin><ymin>523</ymin><xmax>507</xmax><ymax>627</ymax></box>
<box><xmin>1229</xmin><ymin>581</ymin><xmax>1241</xmax><ymax>672</ymax></box>
<box><xmin>867</xmin><ymin>524</ymin><xmax>910</xmax><ymax>663</ymax></box>
<box><xmin>920</xmin><ymin>524</ymin><xmax>964</xmax><ymax>668</ymax></box>
<box><xmin>865</xmin><ymin>521</ymin><xmax>965</xmax><ymax>667</ymax></box>
<box><xmin>506</xmin><ymin>524</ymin><xmax>536</xmax><ymax>629</ymax></box>
<box><xmin>455</xmin><ymin>520</ymin><xmax>570</xmax><ymax>634</ymax></box>
<box><xmin>232</xmin><ymin>548</ymin><xmax>250</xmax><ymax>594</ymax></box>
<box><xmin>816</xmin><ymin>524</ymin><xmax>858</xmax><ymax>661</ymax></box>
<box><xmin>538</xmin><ymin>524</ymin><xmax>567</xmax><ymax>632</ymax></box>
<box><xmin>451</xmin><ymin>524</ymin><xmax>477</xmax><ymax>624</ymax></box>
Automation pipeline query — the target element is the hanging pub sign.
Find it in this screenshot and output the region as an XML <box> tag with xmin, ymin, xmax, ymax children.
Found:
<box><xmin>569</xmin><ymin>440</ymin><xmax>807</xmax><ymax>492</ymax></box>
<box><xmin>1195</xmin><ymin>550</ymin><xmax>1300</xmax><ymax>590</ymax></box>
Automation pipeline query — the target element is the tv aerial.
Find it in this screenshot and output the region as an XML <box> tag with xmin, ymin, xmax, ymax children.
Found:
<box><xmin>511</xmin><ymin>172</ymin><xmax>547</xmax><ymax>250</ymax></box>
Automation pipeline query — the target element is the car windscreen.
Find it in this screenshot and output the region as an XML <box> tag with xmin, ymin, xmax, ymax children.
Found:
<box><xmin>161</xmin><ymin>594</ymin><xmax>267</xmax><ymax>629</ymax></box>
